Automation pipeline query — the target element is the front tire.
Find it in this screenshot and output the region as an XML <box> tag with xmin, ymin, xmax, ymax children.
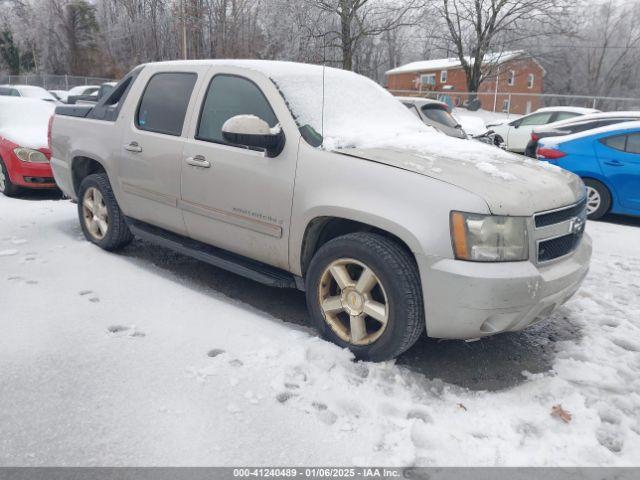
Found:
<box><xmin>306</xmin><ymin>232</ymin><xmax>424</xmax><ymax>361</ymax></box>
<box><xmin>584</xmin><ymin>178</ymin><xmax>611</xmax><ymax>220</ymax></box>
<box><xmin>78</xmin><ymin>173</ymin><xmax>133</xmax><ymax>250</ymax></box>
<box><xmin>0</xmin><ymin>156</ymin><xmax>21</xmax><ymax>197</ymax></box>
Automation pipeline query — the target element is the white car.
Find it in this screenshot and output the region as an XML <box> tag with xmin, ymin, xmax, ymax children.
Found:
<box><xmin>49</xmin><ymin>90</ymin><xmax>70</xmax><ymax>103</ymax></box>
<box><xmin>67</xmin><ymin>85</ymin><xmax>101</xmax><ymax>97</ymax></box>
<box><xmin>0</xmin><ymin>84</ymin><xmax>58</xmax><ymax>103</ymax></box>
<box><xmin>488</xmin><ymin>106</ymin><xmax>600</xmax><ymax>153</ymax></box>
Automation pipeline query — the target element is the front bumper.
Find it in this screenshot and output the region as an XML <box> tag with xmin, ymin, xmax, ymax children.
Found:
<box><xmin>7</xmin><ymin>157</ymin><xmax>56</xmax><ymax>189</ymax></box>
<box><xmin>418</xmin><ymin>233</ymin><xmax>592</xmax><ymax>339</ymax></box>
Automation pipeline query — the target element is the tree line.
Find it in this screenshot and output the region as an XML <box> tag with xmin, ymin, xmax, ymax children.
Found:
<box><xmin>1</xmin><ymin>0</ymin><xmax>639</xmax><ymax>101</ymax></box>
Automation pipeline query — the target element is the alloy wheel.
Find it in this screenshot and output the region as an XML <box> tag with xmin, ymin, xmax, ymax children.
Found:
<box><xmin>0</xmin><ymin>167</ymin><xmax>6</xmax><ymax>192</ymax></box>
<box><xmin>318</xmin><ymin>258</ymin><xmax>389</xmax><ymax>346</ymax></box>
<box><xmin>82</xmin><ymin>187</ymin><xmax>109</xmax><ymax>240</ymax></box>
<box><xmin>586</xmin><ymin>186</ymin><xmax>601</xmax><ymax>215</ymax></box>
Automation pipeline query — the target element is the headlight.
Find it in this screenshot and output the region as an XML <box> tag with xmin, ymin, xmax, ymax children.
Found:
<box><xmin>450</xmin><ymin>211</ymin><xmax>529</xmax><ymax>262</ymax></box>
<box><xmin>13</xmin><ymin>147</ymin><xmax>48</xmax><ymax>163</ymax></box>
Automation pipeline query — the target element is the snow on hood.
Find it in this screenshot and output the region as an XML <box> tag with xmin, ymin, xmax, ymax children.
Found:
<box><xmin>256</xmin><ymin>62</ymin><xmax>585</xmax><ymax>213</ymax></box>
<box><xmin>0</xmin><ymin>97</ymin><xmax>54</xmax><ymax>150</ymax></box>
<box><xmin>337</xmin><ymin>147</ymin><xmax>585</xmax><ymax>216</ymax></box>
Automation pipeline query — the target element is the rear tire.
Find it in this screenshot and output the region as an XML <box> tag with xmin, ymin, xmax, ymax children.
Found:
<box><xmin>77</xmin><ymin>173</ymin><xmax>133</xmax><ymax>251</ymax></box>
<box><xmin>305</xmin><ymin>232</ymin><xmax>424</xmax><ymax>361</ymax></box>
<box><xmin>0</xmin><ymin>156</ymin><xmax>21</xmax><ymax>197</ymax></box>
<box><xmin>583</xmin><ymin>178</ymin><xmax>611</xmax><ymax>220</ymax></box>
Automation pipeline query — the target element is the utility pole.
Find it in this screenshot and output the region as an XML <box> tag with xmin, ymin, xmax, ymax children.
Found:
<box><xmin>181</xmin><ymin>0</ymin><xmax>188</xmax><ymax>60</ymax></box>
<box><xmin>493</xmin><ymin>64</ymin><xmax>500</xmax><ymax>113</ymax></box>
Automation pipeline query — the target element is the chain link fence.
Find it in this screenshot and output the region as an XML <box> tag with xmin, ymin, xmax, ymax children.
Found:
<box><xmin>389</xmin><ymin>89</ymin><xmax>640</xmax><ymax>117</ymax></box>
<box><xmin>0</xmin><ymin>73</ymin><xmax>114</xmax><ymax>91</ymax></box>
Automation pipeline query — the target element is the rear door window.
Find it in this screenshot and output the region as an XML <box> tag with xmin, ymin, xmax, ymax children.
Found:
<box><xmin>625</xmin><ymin>133</ymin><xmax>640</xmax><ymax>154</ymax></box>
<box><xmin>0</xmin><ymin>87</ymin><xmax>19</xmax><ymax>97</ymax></box>
<box><xmin>602</xmin><ymin>135</ymin><xmax>627</xmax><ymax>152</ymax></box>
<box><xmin>518</xmin><ymin>112</ymin><xmax>554</xmax><ymax>126</ymax></box>
<box><xmin>568</xmin><ymin>121</ymin><xmax>599</xmax><ymax>133</ymax></box>
<box><xmin>136</xmin><ymin>72</ymin><xmax>197</xmax><ymax>136</ymax></box>
<box><xmin>553</xmin><ymin>112</ymin><xmax>581</xmax><ymax>122</ymax></box>
<box><xmin>197</xmin><ymin>74</ymin><xmax>278</xmax><ymax>144</ymax></box>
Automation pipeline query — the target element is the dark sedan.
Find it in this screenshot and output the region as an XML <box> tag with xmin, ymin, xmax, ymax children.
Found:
<box><xmin>525</xmin><ymin>112</ymin><xmax>640</xmax><ymax>157</ymax></box>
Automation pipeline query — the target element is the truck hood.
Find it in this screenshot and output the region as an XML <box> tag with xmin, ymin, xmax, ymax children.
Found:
<box><xmin>335</xmin><ymin>146</ymin><xmax>585</xmax><ymax>216</ymax></box>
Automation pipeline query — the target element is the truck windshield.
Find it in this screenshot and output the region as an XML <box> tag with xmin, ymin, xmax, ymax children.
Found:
<box><xmin>266</xmin><ymin>64</ymin><xmax>430</xmax><ymax>150</ymax></box>
<box><xmin>263</xmin><ymin>62</ymin><xmax>513</xmax><ymax>163</ymax></box>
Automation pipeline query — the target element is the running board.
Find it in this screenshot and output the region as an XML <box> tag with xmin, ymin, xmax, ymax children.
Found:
<box><xmin>126</xmin><ymin>218</ymin><xmax>299</xmax><ymax>289</ymax></box>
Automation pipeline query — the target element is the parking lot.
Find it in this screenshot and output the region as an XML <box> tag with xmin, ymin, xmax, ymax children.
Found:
<box><xmin>1</xmin><ymin>190</ymin><xmax>639</xmax><ymax>466</ymax></box>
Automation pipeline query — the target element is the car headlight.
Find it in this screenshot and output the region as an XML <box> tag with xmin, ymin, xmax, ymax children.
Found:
<box><xmin>450</xmin><ymin>211</ymin><xmax>529</xmax><ymax>262</ymax></box>
<box><xmin>13</xmin><ymin>147</ymin><xmax>49</xmax><ymax>163</ymax></box>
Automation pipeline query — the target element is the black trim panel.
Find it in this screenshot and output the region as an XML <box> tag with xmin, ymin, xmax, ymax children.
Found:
<box><xmin>126</xmin><ymin>217</ymin><xmax>297</xmax><ymax>289</ymax></box>
<box><xmin>535</xmin><ymin>197</ymin><xmax>587</xmax><ymax>228</ymax></box>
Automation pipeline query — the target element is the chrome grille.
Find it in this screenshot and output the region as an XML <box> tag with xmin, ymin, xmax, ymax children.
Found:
<box><xmin>535</xmin><ymin>197</ymin><xmax>587</xmax><ymax>228</ymax></box>
<box><xmin>534</xmin><ymin>198</ymin><xmax>587</xmax><ymax>263</ymax></box>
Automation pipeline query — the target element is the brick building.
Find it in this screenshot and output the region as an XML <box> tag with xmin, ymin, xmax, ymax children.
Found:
<box><xmin>385</xmin><ymin>51</ymin><xmax>545</xmax><ymax>115</ymax></box>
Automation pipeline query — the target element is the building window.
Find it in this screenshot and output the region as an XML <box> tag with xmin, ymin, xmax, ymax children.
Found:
<box><xmin>420</xmin><ymin>73</ymin><xmax>436</xmax><ymax>87</ymax></box>
<box><xmin>507</xmin><ymin>70</ymin><xmax>515</xmax><ymax>86</ymax></box>
<box><xmin>440</xmin><ymin>70</ymin><xmax>448</xmax><ymax>83</ymax></box>
<box><xmin>502</xmin><ymin>99</ymin><xmax>510</xmax><ymax>113</ymax></box>
<box><xmin>527</xmin><ymin>73</ymin><xmax>534</xmax><ymax>89</ymax></box>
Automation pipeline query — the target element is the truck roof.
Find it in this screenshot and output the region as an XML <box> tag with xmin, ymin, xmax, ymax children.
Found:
<box><xmin>143</xmin><ymin>59</ymin><xmax>329</xmax><ymax>78</ymax></box>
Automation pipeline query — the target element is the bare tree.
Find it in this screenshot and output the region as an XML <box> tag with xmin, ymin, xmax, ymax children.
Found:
<box><xmin>306</xmin><ymin>0</ymin><xmax>421</xmax><ymax>70</ymax></box>
<box><xmin>438</xmin><ymin>0</ymin><xmax>570</xmax><ymax>97</ymax></box>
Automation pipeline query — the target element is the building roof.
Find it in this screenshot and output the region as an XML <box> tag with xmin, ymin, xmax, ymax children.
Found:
<box><xmin>385</xmin><ymin>50</ymin><xmax>526</xmax><ymax>75</ymax></box>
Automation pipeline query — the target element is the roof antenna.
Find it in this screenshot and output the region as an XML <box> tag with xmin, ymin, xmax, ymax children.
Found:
<box><xmin>321</xmin><ymin>63</ymin><xmax>326</xmax><ymax>146</ymax></box>
<box><xmin>321</xmin><ymin>37</ymin><xmax>326</xmax><ymax>147</ymax></box>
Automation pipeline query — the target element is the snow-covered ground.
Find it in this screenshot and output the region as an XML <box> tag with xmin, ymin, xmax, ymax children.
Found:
<box><xmin>1</xmin><ymin>193</ymin><xmax>639</xmax><ymax>466</ymax></box>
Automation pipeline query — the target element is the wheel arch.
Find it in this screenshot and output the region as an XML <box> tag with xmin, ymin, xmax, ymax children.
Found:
<box><xmin>71</xmin><ymin>156</ymin><xmax>108</xmax><ymax>196</ymax></box>
<box><xmin>0</xmin><ymin>141</ymin><xmax>19</xmax><ymax>184</ymax></box>
<box><xmin>581</xmin><ymin>175</ymin><xmax>616</xmax><ymax>211</ymax></box>
<box><xmin>297</xmin><ymin>213</ymin><xmax>420</xmax><ymax>278</ymax></box>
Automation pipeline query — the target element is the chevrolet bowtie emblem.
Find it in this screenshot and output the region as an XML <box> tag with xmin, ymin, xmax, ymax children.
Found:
<box><xmin>570</xmin><ymin>216</ymin><xmax>585</xmax><ymax>235</ymax></box>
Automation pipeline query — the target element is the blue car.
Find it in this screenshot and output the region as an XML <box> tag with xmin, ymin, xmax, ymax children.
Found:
<box><xmin>536</xmin><ymin>121</ymin><xmax>640</xmax><ymax>219</ymax></box>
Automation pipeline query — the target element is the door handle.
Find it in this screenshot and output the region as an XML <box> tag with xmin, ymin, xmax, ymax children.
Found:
<box><xmin>604</xmin><ymin>160</ymin><xmax>623</xmax><ymax>166</ymax></box>
<box><xmin>186</xmin><ymin>155</ymin><xmax>211</xmax><ymax>168</ymax></box>
<box><xmin>124</xmin><ymin>142</ymin><xmax>143</xmax><ymax>153</ymax></box>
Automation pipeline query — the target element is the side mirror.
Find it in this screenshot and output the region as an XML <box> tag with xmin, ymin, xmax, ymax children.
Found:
<box><xmin>512</xmin><ymin>121</ymin><xmax>521</xmax><ymax>129</ymax></box>
<box><xmin>222</xmin><ymin>115</ymin><xmax>284</xmax><ymax>157</ymax></box>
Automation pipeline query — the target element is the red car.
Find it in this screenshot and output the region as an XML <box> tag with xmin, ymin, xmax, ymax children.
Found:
<box><xmin>0</xmin><ymin>97</ymin><xmax>56</xmax><ymax>196</ymax></box>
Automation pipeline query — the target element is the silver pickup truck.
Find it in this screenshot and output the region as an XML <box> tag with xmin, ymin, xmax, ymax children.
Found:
<box><xmin>50</xmin><ymin>60</ymin><xmax>591</xmax><ymax>361</ymax></box>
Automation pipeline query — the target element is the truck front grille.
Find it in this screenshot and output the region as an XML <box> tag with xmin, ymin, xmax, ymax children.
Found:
<box><xmin>534</xmin><ymin>197</ymin><xmax>587</xmax><ymax>228</ymax></box>
<box><xmin>534</xmin><ymin>197</ymin><xmax>587</xmax><ymax>263</ymax></box>
<box><xmin>538</xmin><ymin>232</ymin><xmax>583</xmax><ymax>262</ymax></box>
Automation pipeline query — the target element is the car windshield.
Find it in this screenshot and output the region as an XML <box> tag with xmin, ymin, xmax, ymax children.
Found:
<box><xmin>421</xmin><ymin>105</ymin><xmax>459</xmax><ymax>128</ymax></box>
